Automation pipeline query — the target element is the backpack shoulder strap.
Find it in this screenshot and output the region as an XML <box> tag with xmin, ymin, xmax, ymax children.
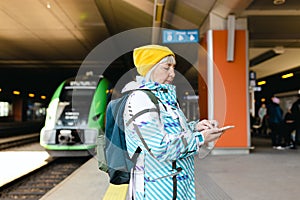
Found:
<box><xmin>125</xmin><ymin>89</ymin><xmax>162</xmax><ymax>127</ymax></box>
<box><xmin>140</xmin><ymin>89</ymin><xmax>159</xmax><ymax>113</ymax></box>
<box><xmin>124</xmin><ymin>89</ymin><xmax>164</xmax><ymax>158</ymax></box>
<box><xmin>140</xmin><ymin>89</ymin><xmax>168</xmax><ymax>111</ymax></box>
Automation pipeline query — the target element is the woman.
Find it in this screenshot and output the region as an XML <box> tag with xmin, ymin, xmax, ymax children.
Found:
<box><xmin>123</xmin><ymin>44</ymin><xmax>224</xmax><ymax>199</ymax></box>
<box><xmin>258</xmin><ymin>103</ymin><xmax>268</xmax><ymax>136</ymax></box>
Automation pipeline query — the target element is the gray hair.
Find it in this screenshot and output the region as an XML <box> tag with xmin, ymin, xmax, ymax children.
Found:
<box><xmin>158</xmin><ymin>55</ymin><xmax>176</xmax><ymax>65</ymax></box>
<box><xmin>144</xmin><ymin>55</ymin><xmax>176</xmax><ymax>81</ymax></box>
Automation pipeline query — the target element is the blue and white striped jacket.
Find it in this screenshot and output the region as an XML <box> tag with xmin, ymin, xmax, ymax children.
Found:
<box><xmin>123</xmin><ymin>80</ymin><xmax>204</xmax><ymax>200</ymax></box>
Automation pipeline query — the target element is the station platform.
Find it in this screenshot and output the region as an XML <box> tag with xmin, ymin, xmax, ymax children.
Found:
<box><xmin>0</xmin><ymin>151</ymin><xmax>50</xmax><ymax>187</ymax></box>
<box><xmin>40</xmin><ymin>137</ymin><xmax>300</xmax><ymax>200</ymax></box>
<box><xmin>0</xmin><ymin>142</ymin><xmax>51</xmax><ymax>187</ymax></box>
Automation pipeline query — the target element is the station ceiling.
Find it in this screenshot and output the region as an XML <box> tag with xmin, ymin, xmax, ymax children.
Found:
<box><xmin>0</xmin><ymin>0</ymin><xmax>300</xmax><ymax>99</ymax></box>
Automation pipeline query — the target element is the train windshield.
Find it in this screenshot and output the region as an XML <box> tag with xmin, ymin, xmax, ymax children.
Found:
<box><xmin>56</xmin><ymin>82</ymin><xmax>96</xmax><ymax>127</ymax></box>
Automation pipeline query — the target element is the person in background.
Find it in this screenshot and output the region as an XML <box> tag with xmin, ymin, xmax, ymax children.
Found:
<box><xmin>258</xmin><ymin>103</ymin><xmax>267</xmax><ymax>123</ymax></box>
<box><xmin>258</xmin><ymin>103</ymin><xmax>268</xmax><ymax>136</ymax></box>
<box><xmin>122</xmin><ymin>44</ymin><xmax>228</xmax><ymax>199</ymax></box>
<box><xmin>267</xmin><ymin>97</ymin><xmax>284</xmax><ymax>149</ymax></box>
<box><xmin>283</xmin><ymin>108</ymin><xmax>296</xmax><ymax>149</ymax></box>
<box><xmin>291</xmin><ymin>95</ymin><xmax>300</xmax><ymax>149</ymax></box>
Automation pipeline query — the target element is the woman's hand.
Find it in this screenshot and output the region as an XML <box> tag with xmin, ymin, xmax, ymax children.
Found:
<box><xmin>195</xmin><ymin>119</ymin><xmax>219</xmax><ymax>131</ymax></box>
<box><xmin>195</xmin><ymin>119</ymin><xmax>223</xmax><ymax>144</ymax></box>
<box><xmin>201</xmin><ymin>128</ymin><xmax>224</xmax><ymax>144</ymax></box>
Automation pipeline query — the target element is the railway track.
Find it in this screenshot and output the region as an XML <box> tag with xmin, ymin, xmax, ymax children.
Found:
<box><xmin>0</xmin><ymin>156</ymin><xmax>91</xmax><ymax>200</ymax></box>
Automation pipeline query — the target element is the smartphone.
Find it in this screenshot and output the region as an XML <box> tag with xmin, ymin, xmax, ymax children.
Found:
<box><xmin>219</xmin><ymin>125</ymin><xmax>235</xmax><ymax>132</ymax></box>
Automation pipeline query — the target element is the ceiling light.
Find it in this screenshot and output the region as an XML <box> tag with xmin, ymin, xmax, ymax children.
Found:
<box><xmin>273</xmin><ymin>0</ymin><xmax>285</xmax><ymax>5</ymax></box>
<box><xmin>282</xmin><ymin>73</ymin><xmax>294</xmax><ymax>79</ymax></box>
<box><xmin>155</xmin><ymin>3</ymin><xmax>164</xmax><ymax>22</ymax></box>
<box><xmin>13</xmin><ymin>91</ymin><xmax>20</xmax><ymax>95</ymax></box>
<box><xmin>257</xmin><ymin>81</ymin><xmax>266</xmax><ymax>86</ymax></box>
<box><xmin>250</xmin><ymin>50</ymin><xmax>280</xmax><ymax>67</ymax></box>
<box><xmin>273</xmin><ymin>46</ymin><xmax>285</xmax><ymax>54</ymax></box>
<box><xmin>46</xmin><ymin>2</ymin><xmax>51</xmax><ymax>9</ymax></box>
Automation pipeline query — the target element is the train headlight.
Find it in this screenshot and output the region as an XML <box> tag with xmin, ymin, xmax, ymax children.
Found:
<box><xmin>41</xmin><ymin>129</ymin><xmax>56</xmax><ymax>144</ymax></box>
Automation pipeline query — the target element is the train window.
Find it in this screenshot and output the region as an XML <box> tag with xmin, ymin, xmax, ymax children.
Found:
<box><xmin>56</xmin><ymin>87</ymin><xmax>95</xmax><ymax>127</ymax></box>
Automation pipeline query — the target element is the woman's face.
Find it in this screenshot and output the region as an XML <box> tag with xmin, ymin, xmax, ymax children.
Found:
<box><xmin>151</xmin><ymin>62</ymin><xmax>175</xmax><ymax>84</ymax></box>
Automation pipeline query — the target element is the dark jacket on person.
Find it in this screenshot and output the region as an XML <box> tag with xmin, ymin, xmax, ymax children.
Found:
<box><xmin>267</xmin><ymin>102</ymin><xmax>283</xmax><ymax>124</ymax></box>
<box><xmin>291</xmin><ymin>98</ymin><xmax>300</xmax><ymax>128</ymax></box>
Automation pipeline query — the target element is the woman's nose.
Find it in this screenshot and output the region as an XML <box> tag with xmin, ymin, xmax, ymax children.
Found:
<box><xmin>169</xmin><ymin>67</ymin><xmax>175</xmax><ymax>77</ymax></box>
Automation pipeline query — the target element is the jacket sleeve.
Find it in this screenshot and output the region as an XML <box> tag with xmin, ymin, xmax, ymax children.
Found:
<box><xmin>124</xmin><ymin>90</ymin><xmax>204</xmax><ymax>162</ymax></box>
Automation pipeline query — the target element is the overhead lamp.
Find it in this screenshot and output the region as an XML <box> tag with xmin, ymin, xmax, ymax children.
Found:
<box><xmin>152</xmin><ymin>0</ymin><xmax>165</xmax><ymax>43</ymax></box>
<box><xmin>273</xmin><ymin>46</ymin><xmax>285</xmax><ymax>54</ymax></box>
<box><xmin>250</xmin><ymin>50</ymin><xmax>280</xmax><ymax>67</ymax></box>
<box><xmin>28</xmin><ymin>93</ymin><xmax>35</xmax><ymax>98</ymax></box>
<box><xmin>41</xmin><ymin>95</ymin><xmax>46</xmax><ymax>100</ymax></box>
<box><xmin>46</xmin><ymin>2</ymin><xmax>51</xmax><ymax>9</ymax></box>
<box><xmin>155</xmin><ymin>3</ymin><xmax>164</xmax><ymax>22</ymax></box>
<box><xmin>257</xmin><ymin>81</ymin><xmax>266</xmax><ymax>86</ymax></box>
<box><xmin>273</xmin><ymin>0</ymin><xmax>285</xmax><ymax>5</ymax></box>
<box><xmin>13</xmin><ymin>90</ymin><xmax>20</xmax><ymax>95</ymax></box>
<box><xmin>282</xmin><ymin>73</ymin><xmax>294</xmax><ymax>79</ymax></box>
<box><xmin>250</xmin><ymin>46</ymin><xmax>284</xmax><ymax>67</ymax></box>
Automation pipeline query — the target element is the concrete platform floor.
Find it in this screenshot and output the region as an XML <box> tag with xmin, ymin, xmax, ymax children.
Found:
<box><xmin>41</xmin><ymin>137</ymin><xmax>300</xmax><ymax>200</ymax></box>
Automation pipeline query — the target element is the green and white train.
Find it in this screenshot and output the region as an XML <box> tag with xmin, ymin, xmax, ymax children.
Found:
<box><xmin>40</xmin><ymin>74</ymin><xmax>111</xmax><ymax>157</ymax></box>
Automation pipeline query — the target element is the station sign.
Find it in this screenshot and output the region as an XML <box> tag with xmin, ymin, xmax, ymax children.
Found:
<box><xmin>253</xmin><ymin>86</ymin><xmax>262</xmax><ymax>91</ymax></box>
<box><xmin>249</xmin><ymin>71</ymin><xmax>256</xmax><ymax>87</ymax></box>
<box><xmin>162</xmin><ymin>29</ymin><xmax>199</xmax><ymax>44</ymax></box>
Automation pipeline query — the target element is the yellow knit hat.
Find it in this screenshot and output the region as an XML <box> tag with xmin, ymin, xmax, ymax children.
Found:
<box><xmin>133</xmin><ymin>45</ymin><xmax>175</xmax><ymax>77</ymax></box>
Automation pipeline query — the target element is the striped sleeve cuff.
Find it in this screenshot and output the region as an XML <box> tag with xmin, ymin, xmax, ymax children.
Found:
<box><xmin>194</xmin><ymin>132</ymin><xmax>204</xmax><ymax>147</ymax></box>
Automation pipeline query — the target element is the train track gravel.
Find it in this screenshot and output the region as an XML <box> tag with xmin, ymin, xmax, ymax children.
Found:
<box><xmin>0</xmin><ymin>156</ymin><xmax>91</xmax><ymax>200</ymax></box>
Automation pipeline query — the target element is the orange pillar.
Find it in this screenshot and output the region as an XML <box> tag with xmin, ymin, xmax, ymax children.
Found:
<box><xmin>202</xmin><ymin>30</ymin><xmax>250</xmax><ymax>154</ymax></box>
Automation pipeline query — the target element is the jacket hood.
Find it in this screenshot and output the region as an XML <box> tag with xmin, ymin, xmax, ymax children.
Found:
<box><xmin>121</xmin><ymin>76</ymin><xmax>145</xmax><ymax>93</ymax></box>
